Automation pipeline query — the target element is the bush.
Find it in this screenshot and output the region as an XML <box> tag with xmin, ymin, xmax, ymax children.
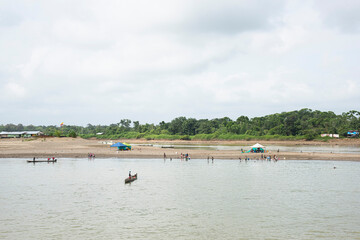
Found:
<box><xmin>180</xmin><ymin>135</ymin><xmax>191</xmax><ymax>140</ymax></box>
<box><xmin>68</xmin><ymin>130</ymin><xmax>77</xmax><ymax>138</ymax></box>
<box><xmin>304</xmin><ymin>130</ymin><xmax>317</xmax><ymax>141</ymax></box>
<box><xmin>54</xmin><ymin>130</ymin><xmax>61</xmax><ymax>137</ymax></box>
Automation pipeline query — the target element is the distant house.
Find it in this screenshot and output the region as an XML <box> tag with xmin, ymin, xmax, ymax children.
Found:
<box><xmin>321</xmin><ymin>134</ymin><xmax>339</xmax><ymax>138</ymax></box>
<box><xmin>0</xmin><ymin>131</ymin><xmax>44</xmax><ymax>138</ymax></box>
<box><xmin>24</xmin><ymin>131</ymin><xmax>44</xmax><ymax>137</ymax></box>
<box><xmin>347</xmin><ymin>130</ymin><xmax>359</xmax><ymax>138</ymax></box>
<box><xmin>0</xmin><ymin>131</ymin><xmax>25</xmax><ymax>138</ymax></box>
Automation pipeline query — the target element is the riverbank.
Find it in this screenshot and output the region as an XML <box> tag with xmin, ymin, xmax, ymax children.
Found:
<box><xmin>0</xmin><ymin>137</ymin><xmax>359</xmax><ymax>161</ymax></box>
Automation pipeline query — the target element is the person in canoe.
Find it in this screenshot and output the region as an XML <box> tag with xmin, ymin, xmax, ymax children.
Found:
<box><xmin>129</xmin><ymin>171</ymin><xmax>131</xmax><ymax>179</ymax></box>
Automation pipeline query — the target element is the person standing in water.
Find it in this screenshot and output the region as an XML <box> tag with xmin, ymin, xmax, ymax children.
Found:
<box><xmin>129</xmin><ymin>171</ymin><xmax>131</xmax><ymax>179</ymax></box>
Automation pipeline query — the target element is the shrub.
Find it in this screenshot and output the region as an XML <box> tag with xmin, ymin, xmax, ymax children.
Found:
<box><xmin>180</xmin><ymin>135</ymin><xmax>191</xmax><ymax>140</ymax></box>
<box><xmin>68</xmin><ymin>130</ymin><xmax>77</xmax><ymax>138</ymax></box>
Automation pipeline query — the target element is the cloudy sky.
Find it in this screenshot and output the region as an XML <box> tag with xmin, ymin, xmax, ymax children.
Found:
<box><xmin>1</xmin><ymin>0</ymin><xmax>359</xmax><ymax>126</ymax></box>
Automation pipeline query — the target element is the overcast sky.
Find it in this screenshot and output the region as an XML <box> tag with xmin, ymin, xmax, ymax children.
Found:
<box><xmin>1</xmin><ymin>0</ymin><xmax>359</xmax><ymax>126</ymax></box>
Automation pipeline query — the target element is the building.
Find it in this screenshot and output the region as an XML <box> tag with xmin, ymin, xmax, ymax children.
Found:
<box><xmin>321</xmin><ymin>134</ymin><xmax>340</xmax><ymax>138</ymax></box>
<box><xmin>0</xmin><ymin>131</ymin><xmax>44</xmax><ymax>138</ymax></box>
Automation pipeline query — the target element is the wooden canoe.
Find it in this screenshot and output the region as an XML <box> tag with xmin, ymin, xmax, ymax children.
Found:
<box><xmin>125</xmin><ymin>174</ymin><xmax>137</xmax><ymax>184</ymax></box>
<box><xmin>27</xmin><ymin>159</ymin><xmax>57</xmax><ymax>163</ymax></box>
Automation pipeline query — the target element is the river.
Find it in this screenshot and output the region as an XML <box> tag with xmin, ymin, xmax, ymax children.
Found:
<box><xmin>151</xmin><ymin>143</ymin><xmax>360</xmax><ymax>154</ymax></box>
<box><xmin>0</xmin><ymin>158</ymin><xmax>359</xmax><ymax>239</ymax></box>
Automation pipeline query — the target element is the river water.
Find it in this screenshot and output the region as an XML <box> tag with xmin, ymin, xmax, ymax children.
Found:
<box><xmin>151</xmin><ymin>143</ymin><xmax>360</xmax><ymax>154</ymax></box>
<box><xmin>0</xmin><ymin>158</ymin><xmax>359</xmax><ymax>239</ymax></box>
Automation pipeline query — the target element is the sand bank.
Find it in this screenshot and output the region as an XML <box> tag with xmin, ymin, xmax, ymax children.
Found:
<box><xmin>0</xmin><ymin>137</ymin><xmax>359</xmax><ymax>161</ymax></box>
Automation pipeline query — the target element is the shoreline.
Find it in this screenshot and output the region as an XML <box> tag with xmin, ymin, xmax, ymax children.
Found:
<box><xmin>0</xmin><ymin>137</ymin><xmax>359</xmax><ymax>161</ymax></box>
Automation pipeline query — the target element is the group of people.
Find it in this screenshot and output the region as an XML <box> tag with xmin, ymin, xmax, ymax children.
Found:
<box><xmin>180</xmin><ymin>153</ymin><xmax>190</xmax><ymax>161</ymax></box>
<box><xmin>249</xmin><ymin>148</ymin><xmax>264</xmax><ymax>153</ymax></box>
<box><xmin>207</xmin><ymin>156</ymin><xmax>214</xmax><ymax>163</ymax></box>
<box><xmin>262</xmin><ymin>154</ymin><xmax>278</xmax><ymax>161</ymax></box>
<box><xmin>239</xmin><ymin>154</ymin><xmax>278</xmax><ymax>162</ymax></box>
<box><xmin>88</xmin><ymin>153</ymin><xmax>96</xmax><ymax>158</ymax></box>
<box><xmin>163</xmin><ymin>152</ymin><xmax>279</xmax><ymax>162</ymax></box>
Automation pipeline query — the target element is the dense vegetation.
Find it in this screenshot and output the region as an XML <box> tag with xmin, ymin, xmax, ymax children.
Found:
<box><xmin>1</xmin><ymin>109</ymin><xmax>359</xmax><ymax>141</ymax></box>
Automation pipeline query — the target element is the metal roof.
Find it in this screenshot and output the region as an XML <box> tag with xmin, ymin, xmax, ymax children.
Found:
<box><xmin>0</xmin><ymin>131</ymin><xmax>42</xmax><ymax>135</ymax></box>
<box><xmin>0</xmin><ymin>131</ymin><xmax>26</xmax><ymax>134</ymax></box>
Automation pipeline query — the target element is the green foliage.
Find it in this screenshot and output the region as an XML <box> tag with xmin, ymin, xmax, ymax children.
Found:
<box><xmin>68</xmin><ymin>130</ymin><xmax>77</xmax><ymax>138</ymax></box>
<box><xmin>54</xmin><ymin>130</ymin><xmax>61</xmax><ymax>137</ymax></box>
<box><xmin>180</xmin><ymin>135</ymin><xmax>191</xmax><ymax>140</ymax></box>
<box><xmin>1</xmin><ymin>109</ymin><xmax>359</xmax><ymax>141</ymax></box>
<box><xmin>303</xmin><ymin>129</ymin><xmax>318</xmax><ymax>141</ymax></box>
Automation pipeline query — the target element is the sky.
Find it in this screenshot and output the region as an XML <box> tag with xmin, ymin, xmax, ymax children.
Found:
<box><xmin>0</xmin><ymin>0</ymin><xmax>359</xmax><ymax>126</ymax></box>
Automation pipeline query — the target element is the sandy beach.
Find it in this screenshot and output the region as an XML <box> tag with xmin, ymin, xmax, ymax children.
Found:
<box><xmin>0</xmin><ymin>137</ymin><xmax>360</xmax><ymax>161</ymax></box>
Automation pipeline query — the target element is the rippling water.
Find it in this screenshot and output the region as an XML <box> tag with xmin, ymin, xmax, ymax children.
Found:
<box><xmin>0</xmin><ymin>158</ymin><xmax>359</xmax><ymax>239</ymax></box>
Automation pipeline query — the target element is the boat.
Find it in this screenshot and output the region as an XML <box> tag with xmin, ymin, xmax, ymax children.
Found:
<box><xmin>27</xmin><ymin>159</ymin><xmax>57</xmax><ymax>163</ymax></box>
<box><xmin>125</xmin><ymin>173</ymin><xmax>137</xmax><ymax>184</ymax></box>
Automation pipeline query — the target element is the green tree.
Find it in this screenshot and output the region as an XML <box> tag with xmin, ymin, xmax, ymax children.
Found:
<box><xmin>168</xmin><ymin>117</ymin><xmax>187</xmax><ymax>134</ymax></box>
<box><xmin>182</xmin><ymin>118</ymin><xmax>197</xmax><ymax>135</ymax></box>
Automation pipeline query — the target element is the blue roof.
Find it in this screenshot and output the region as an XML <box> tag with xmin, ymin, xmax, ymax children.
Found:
<box><xmin>110</xmin><ymin>142</ymin><xmax>128</xmax><ymax>147</ymax></box>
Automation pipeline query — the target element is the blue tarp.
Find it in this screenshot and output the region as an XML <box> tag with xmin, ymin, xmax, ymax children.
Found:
<box><xmin>110</xmin><ymin>142</ymin><xmax>131</xmax><ymax>150</ymax></box>
<box><xmin>110</xmin><ymin>142</ymin><xmax>128</xmax><ymax>147</ymax></box>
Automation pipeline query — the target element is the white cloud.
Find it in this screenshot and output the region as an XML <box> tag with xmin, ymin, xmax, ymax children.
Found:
<box><xmin>314</xmin><ymin>0</ymin><xmax>360</xmax><ymax>33</ymax></box>
<box><xmin>3</xmin><ymin>82</ymin><xmax>27</xmax><ymax>98</ymax></box>
<box><xmin>0</xmin><ymin>0</ymin><xmax>359</xmax><ymax>125</ymax></box>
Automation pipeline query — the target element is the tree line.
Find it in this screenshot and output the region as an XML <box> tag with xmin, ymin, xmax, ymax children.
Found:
<box><xmin>1</xmin><ymin>109</ymin><xmax>359</xmax><ymax>140</ymax></box>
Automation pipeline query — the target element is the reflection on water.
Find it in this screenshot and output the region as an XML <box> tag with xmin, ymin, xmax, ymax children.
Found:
<box><xmin>151</xmin><ymin>143</ymin><xmax>360</xmax><ymax>153</ymax></box>
<box><xmin>0</xmin><ymin>158</ymin><xmax>359</xmax><ymax>239</ymax></box>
